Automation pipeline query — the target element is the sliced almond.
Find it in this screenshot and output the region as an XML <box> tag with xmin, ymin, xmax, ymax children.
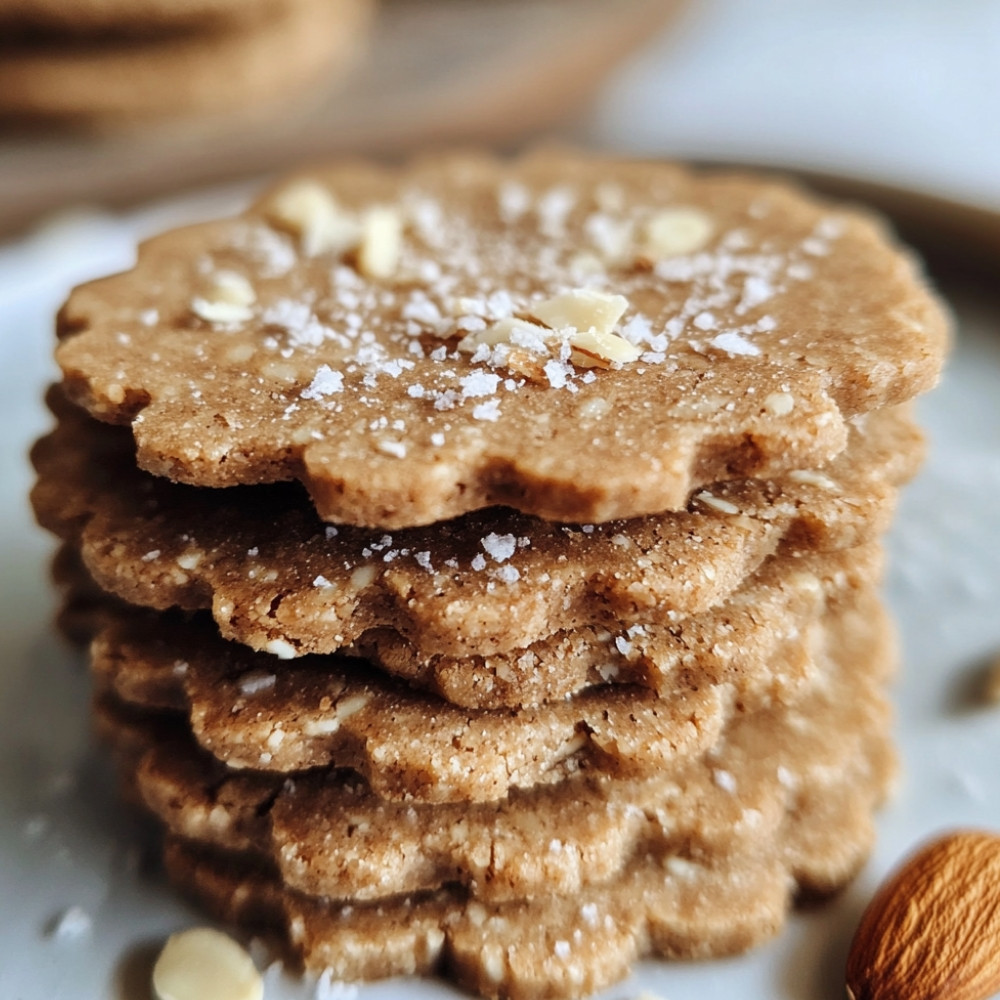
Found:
<box><xmin>642</xmin><ymin>206</ymin><xmax>714</xmax><ymax>258</ymax></box>
<box><xmin>265</xmin><ymin>179</ymin><xmax>360</xmax><ymax>257</ymax></box>
<box><xmin>694</xmin><ymin>491</ymin><xmax>741</xmax><ymax>515</ymax></box>
<box><xmin>530</xmin><ymin>289</ymin><xmax>629</xmax><ymax>336</ymax></box>
<box><xmin>358</xmin><ymin>206</ymin><xmax>403</xmax><ymax>280</ymax></box>
<box><xmin>568</xmin><ymin>328</ymin><xmax>641</xmax><ymax>368</ymax></box>
<box><xmin>190</xmin><ymin>270</ymin><xmax>256</xmax><ymax>325</ymax></box>
<box><xmin>457</xmin><ymin>290</ymin><xmax>637</xmax><ymax>373</ymax></box>
<box><xmin>456</xmin><ymin>316</ymin><xmax>551</xmax><ymax>355</ymax></box>
<box><xmin>152</xmin><ymin>927</ymin><xmax>263</xmax><ymax>1000</ymax></box>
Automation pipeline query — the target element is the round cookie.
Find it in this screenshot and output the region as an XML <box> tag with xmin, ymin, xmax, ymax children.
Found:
<box><xmin>58</xmin><ymin>536</ymin><xmax>882</xmax><ymax>709</ymax></box>
<box><xmin>0</xmin><ymin>0</ymin><xmax>282</xmax><ymax>34</ymax></box>
<box><xmin>97</xmin><ymin>584</ymin><xmax>894</xmax><ymax>904</ymax></box>
<box><xmin>89</xmin><ymin>601</ymin><xmax>816</xmax><ymax>802</ymax></box>
<box><xmin>0</xmin><ymin>0</ymin><xmax>371</xmax><ymax>123</ymax></box>
<box><xmin>55</xmin><ymin>152</ymin><xmax>950</xmax><ymax>527</ymax></box>
<box><xmin>155</xmin><ymin>687</ymin><xmax>891</xmax><ymax>1000</ymax></box>
<box><xmin>32</xmin><ymin>391</ymin><xmax>920</xmax><ymax>660</ymax></box>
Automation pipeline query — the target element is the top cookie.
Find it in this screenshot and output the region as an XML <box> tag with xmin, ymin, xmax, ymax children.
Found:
<box><xmin>56</xmin><ymin>151</ymin><xmax>949</xmax><ymax>528</ymax></box>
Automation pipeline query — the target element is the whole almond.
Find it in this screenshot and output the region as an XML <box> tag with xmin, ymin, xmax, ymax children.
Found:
<box><xmin>846</xmin><ymin>830</ymin><xmax>1000</xmax><ymax>1000</ymax></box>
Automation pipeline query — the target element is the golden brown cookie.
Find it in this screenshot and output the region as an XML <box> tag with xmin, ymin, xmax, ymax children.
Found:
<box><xmin>345</xmin><ymin>542</ymin><xmax>882</xmax><ymax>708</ymax></box>
<box><xmin>157</xmin><ymin>673</ymin><xmax>893</xmax><ymax>1000</ymax></box>
<box><xmin>96</xmin><ymin>584</ymin><xmax>894</xmax><ymax>904</ymax></box>
<box><xmin>88</xmin><ymin>605</ymin><xmax>812</xmax><ymax>803</ymax></box>
<box><xmin>54</xmin><ymin>152</ymin><xmax>949</xmax><ymax>527</ymax></box>
<box><xmin>165</xmin><ymin>836</ymin><xmax>793</xmax><ymax>999</ymax></box>
<box><xmin>0</xmin><ymin>0</ymin><xmax>371</xmax><ymax>123</ymax></box>
<box><xmin>55</xmin><ymin>534</ymin><xmax>881</xmax><ymax>708</ymax></box>
<box><xmin>31</xmin><ymin>390</ymin><xmax>920</xmax><ymax>660</ymax></box>
<box><xmin>0</xmin><ymin>0</ymin><xmax>282</xmax><ymax>34</ymax></box>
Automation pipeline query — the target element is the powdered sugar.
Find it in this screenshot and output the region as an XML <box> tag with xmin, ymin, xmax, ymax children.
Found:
<box><xmin>302</xmin><ymin>365</ymin><xmax>344</xmax><ymax>399</ymax></box>
<box><xmin>481</xmin><ymin>533</ymin><xmax>517</xmax><ymax>563</ymax></box>
<box><xmin>710</xmin><ymin>331</ymin><xmax>760</xmax><ymax>357</ymax></box>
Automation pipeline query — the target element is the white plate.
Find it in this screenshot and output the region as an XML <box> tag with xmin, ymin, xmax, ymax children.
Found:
<box><xmin>1</xmin><ymin>193</ymin><xmax>998</xmax><ymax>1000</ymax></box>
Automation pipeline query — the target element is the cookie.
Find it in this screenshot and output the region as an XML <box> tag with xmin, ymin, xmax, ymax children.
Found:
<box><xmin>165</xmin><ymin>836</ymin><xmax>793</xmax><ymax>999</ymax></box>
<box><xmin>157</xmin><ymin>686</ymin><xmax>891</xmax><ymax>1000</ymax></box>
<box><xmin>88</xmin><ymin>600</ymin><xmax>822</xmax><ymax>802</ymax></box>
<box><xmin>32</xmin><ymin>390</ymin><xmax>920</xmax><ymax>659</ymax></box>
<box><xmin>0</xmin><ymin>0</ymin><xmax>282</xmax><ymax>34</ymax></box>
<box><xmin>0</xmin><ymin>0</ymin><xmax>371</xmax><ymax>123</ymax></box>
<box><xmin>54</xmin><ymin>527</ymin><xmax>881</xmax><ymax>708</ymax></box>
<box><xmin>54</xmin><ymin>151</ymin><xmax>948</xmax><ymax>527</ymax></box>
<box><xmin>344</xmin><ymin>543</ymin><xmax>882</xmax><ymax>708</ymax></box>
<box><xmin>96</xmin><ymin>587</ymin><xmax>894</xmax><ymax>904</ymax></box>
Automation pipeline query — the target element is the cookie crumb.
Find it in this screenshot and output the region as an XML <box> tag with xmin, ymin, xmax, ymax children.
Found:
<box><xmin>191</xmin><ymin>271</ymin><xmax>256</xmax><ymax>325</ymax></box>
<box><xmin>49</xmin><ymin>906</ymin><xmax>92</xmax><ymax>940</ymax></box>
<box><xmin>642</xmin><ymin>206</ymin><xmax>714</xmax><ymax>258</ymax></box>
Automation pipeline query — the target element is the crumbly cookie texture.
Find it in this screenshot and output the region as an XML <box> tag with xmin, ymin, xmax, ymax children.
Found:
<box><xmin>97</xmin><ymin>585</ymin><xmax>893</xmax><ymax>905</ymax></box>
<box><xmin>154</xmin><ymin>657</ymin><xmax>892</xmax><ymax>1000</ymax></box>
<box><xmin>87</xmin><ymin>596</ymin><xmax>827</xmax><ymax>802</ymax></box>
<box><xmin>31</xmin><ymin>391</ymin><xmax>920</xmax><ymax>659</ymax></box>
<box><xmin>56</xmin><ymin>533</ymin><xmax>879</xmax><ymax>712</ymax></box>
<box><xmin>344</xmin><ymin>543</ymin><xmax>880</xmax><ymax>708</ymax></box>
<box><xmin>54</xmin><ymin>152</ymin><xmax>949</xmax><ymax>527</ymax></box>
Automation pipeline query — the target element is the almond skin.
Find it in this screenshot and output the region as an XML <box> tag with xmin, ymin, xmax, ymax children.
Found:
<box><xmin>846</xmin><ymin>830</ymin><xmax>1000</xmax><ymax>1000</ymax></box>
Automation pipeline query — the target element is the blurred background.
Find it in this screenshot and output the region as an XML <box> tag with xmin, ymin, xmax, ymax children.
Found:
<box><xmin>2</xmin><ymin>0</ymin><xmax>1000</xmax><ymax>254</ymax></box>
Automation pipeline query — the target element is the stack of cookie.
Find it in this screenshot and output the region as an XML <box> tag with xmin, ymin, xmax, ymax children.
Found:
<box><xmin>32</xmin><ymin>152</ymin><xmax>949</xmax><ymax>998</ymax></box>
<box><xmin>0</xmin><ymin>0</ymin><xmax>372</xmax><ymax>125</ymax></box>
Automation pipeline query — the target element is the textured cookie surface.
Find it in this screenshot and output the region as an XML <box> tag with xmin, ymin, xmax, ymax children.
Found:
<box><xmin>0</xmin><ymin>0</ymin><xmax>369</xmax><ymax>122</ymax></box>
<box><xmin>157</xmin><ymin>665</ymin><xmax>893</xmax><ymax>1000</ymax></box>
<box><xmin>58</xmin><ymin>511</ymin><xmax>881</xmax><ymax>702</ymax></box>
<box><xmin>55</xmin><ymin>151</ymin><xmax>949</xmax><ymax>526</ymax></box>
<box><xmin>98</xmin><ymin>583</ymin><xmax>894</xmax><ymax>904</ymax></box>
<box><xmin>87</xmin><ymin>598</ymin><xmax>826</xmax><ymax>802</ymax></box>
<box><xmin>345</xmin><ymin>543</ymin><xmax>880</xmax><ymax>708</ymax></box>
<box><xmin>32</xmin><ymin>391</ymin><xmax>920</xmax><ymax>659</ymax></box>
<box><xmin>59</xmin><ymin>540</ymin><xmax>880</xmax><ymax>709</ymax></box>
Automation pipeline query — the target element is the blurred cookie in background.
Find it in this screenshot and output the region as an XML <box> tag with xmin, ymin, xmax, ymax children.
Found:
<box><xmin>0</xmin><ymin>0</ymin><xmax>285</xmax><ymax>34</ymax></box>
<box><xmin>0</xmin><ymin>0</ymin><xmax>374</xmax><ymax>126</ymax></box>
<box><xmin>0</xmin><ymin>0</ymin><xmax>685</xmax><ymax>238</ymax></box>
